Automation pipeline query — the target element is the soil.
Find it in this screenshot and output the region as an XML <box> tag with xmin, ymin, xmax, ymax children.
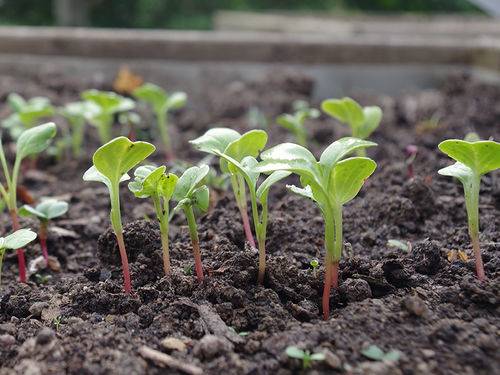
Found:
<box><xmin>0</xmin><ymin>71</ymin><xmax>499</xmax><ymax>375</ymax></box>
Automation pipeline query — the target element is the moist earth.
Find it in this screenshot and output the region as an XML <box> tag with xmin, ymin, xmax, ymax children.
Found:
<box><xmin>0</xmin><ymin>71</ymin><xmax>499</xmax><ymax>375</ymax></box>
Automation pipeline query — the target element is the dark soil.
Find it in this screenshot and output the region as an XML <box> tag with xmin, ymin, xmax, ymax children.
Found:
<box><xmin>0</xmin><ymin>71</ymin><xmax>499</xmax><ymax>375</ymax></box>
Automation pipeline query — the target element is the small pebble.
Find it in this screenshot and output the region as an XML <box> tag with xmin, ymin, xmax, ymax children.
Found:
<box><xmin>36</xmin><ymin>328</ymin><xmax>55</xmax><ymax>345</ymax></box>
<box><xmin>323</xmin><ymin>349</ymin><xmax>342</xmax><ymax>369</ymax></box>
<box><xmin>0</xmin><ymin>334</ymin><xmax>16</xmax><ymax>346</ymax></box>
<box><xmin>402</xmin><ymin>295</ymin><xmax>428</xmax><ymax>317</ymax></box>
<box><xmin>161</xmin><ymin>337</ymin><xmax>187</xmax><ymax>352</ymax></box>
<box><xmin>340</xmin><ymin>278</ymin><xmax>372</xmax><ymax>302</ymax></box>
<box><xmin>29</xmin><ymin>302</ymin><xmax>49</xmax><ymax>318</ymax></box>
<box><xmin>193</xmin><ymin>334</ymin><xmax>233</xmax><ymax>360</ymax></box>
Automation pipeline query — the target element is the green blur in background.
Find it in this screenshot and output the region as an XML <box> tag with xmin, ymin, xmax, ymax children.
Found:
<box><xmin>0</xmin><ymin>0</ymin><xmax>481</xmax><ymax>29</ymax></box>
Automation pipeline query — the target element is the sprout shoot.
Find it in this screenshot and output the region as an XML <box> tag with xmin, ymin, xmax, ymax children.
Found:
<box><xmin>276</xmin><ymin>100</ymin><xmax>319</xmax><ymax>147</ymax></box>
<box><xmin>285</xmin><ymin>346</ymin><xmax>325</xmax><ymax>369</ymax></box>
<box><xmin>0</xmin><ymin>229</ymin><xmax>37</xmax><ymax>287</ymax></box>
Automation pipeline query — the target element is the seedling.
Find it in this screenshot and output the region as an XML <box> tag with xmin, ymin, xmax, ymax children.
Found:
<box><xmin>19</xmin><ymin>198</ymin><xmax>69</xmax><ymax>265</ymax></box>
<box><xmin>438</xmin><ymin>139</ymin><xmax>500</xmax><ymax>281</ymax></box>
<box><xmin>276</xmin><ymin>100</ymin><xmax>319</xmax><ymax>147</ymax></box>
<box><xmin>83</xmin><ymin>137</ymin><xmax>155</xmax><ymax>293</ymax></box>
<box><xmin>0</xmin><ymin>123</ymin><xmax>57</xmax><ymax>282</ymax></box>
<box><xmin>172</xmin><ymin>165</ymin><xmax>210</xmax><ymax>282</ymax></box>
<box><xmin>361</xmin><ymin>345</ymin><xmax>401</xmax><ymax>363</ymax></box>
<box><xmin>35</xmin><ymin>273</ymin><xmax>52</xmax><ymax>285</ymax></box>
<box><xmin>321</xmin><ymin>97</ymin><xmax>382</xmax><ymax>156</ymax></box>
<box><xmin>247</xmin><ymin>107</ymin><xmax>268</xmax><ymax>129</ymax></box>
<box><xmin>59</xmin><ymin>101</ymin><xmax>100</xmax><ymax>158</ymax></box>
<box><xmin>310</xmin><ymin>258</ymin><xmax>320</xmax><ymax>277</ymax></box>
<box><xmin>119</xmin><ymin>112</ymin><xmax>141</xmax><ymax>141</ymax></box>
<box><xmin>2</xmin><ymin>93</ymin><xmax>55</xmax><ymax>139</ymax></box>
<box><xmin>256</xmin><ymin>137</ymin><xmax>377</xmax><ymax>319</ymax></box>
<box><xmin>387</xmin><ymin>239</ymin><xmax>411</xmax><ymax>253</ymax></box>
<box><xmin>405</xmin><ymin>145</ymin><xmax>418</xmax><ymax>179</ymax></box>
<box><xmin>285</xmin><ymin>346</ymin><xmax>325</xmax><ymax>369</ymax></box>
<box><xmin>81</xmin><ymin>90</ymin><xmax>135</xmax><ymax>144</ymax></box>
<box><xmin>190</xmin><ymin>128</ymin><xmax>268</xmax><ymax>248</ymax></box>
<box><xmin>129</xmin><ymin>165</ymin><xmax>178</xmax><ymax>276</ymax></box>
<box><xmin>0</xmin><ymin>229</ymin><xmax>37</xmax><ymax>286</ymax></box>
<box><xmin>133</xmin><ymin>83</ymin><xmax>187</xmax><ymax>160</ymax></box>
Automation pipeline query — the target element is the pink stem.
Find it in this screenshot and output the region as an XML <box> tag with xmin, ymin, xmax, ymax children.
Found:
<box><xmin>239</xmin><ymin>207</ymin><xmax>256</xmax><ymax>248</ymax></box>
<box><xmin>116</xmin><ymin>232</ymin><xmax>132</xmax><ymax>294</ymax></box>
<box><xmin>10</xmin><ymin>210</ymin><xmax>26</xmax><ymax>283</ymax></box>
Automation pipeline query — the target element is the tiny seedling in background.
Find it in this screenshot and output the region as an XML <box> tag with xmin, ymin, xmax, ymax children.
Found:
<box><xmin>133</xmin><ymin>83</ymin><xmax>187</xmax><ymax>160</ymax></box>
<box><xmin>0</xmin><ymin>123</ymin><xmax>57</xmax><ymax>282</ymax></box>
<box><xmin>321</xmin><ymin>97</ymin><xmax>382</xmax><ymax>156</ymax></box>
<box><xmin>19</xmin><ymin>198</ymin><xmax>69</xmax><ymax>265</ymax></box>
<box><xmin>172</xmin><ymin>165</ymin><xmax>210</xmax><ymax>282</ymax></box>
<box><xmin>310</xmin><ymin>258</ymin><xmax>320</xmax><ymax>277</ymax></box>
<box><xmin>2</xmin><ymin>93</ymin><xmax>55</xmax><ymax>139</ymax></box>
<box><xmin>285</xmin><ymin>346</ymin><xmax>325</xmax><ymax>369</ymax></box>
<box><xmin>247</xmin><ymin>107</ymin><xmax>268</xmax><ymax>130</ymax></box>
<box><xmin>217</xmin><ymin>151</ymin><xmax>290</xmax><ymax>284</ymax></box>
<box><xmin>129</xmin><ymin>165</ymin><xmax>178</xmax><ymax>276</ymax></box>
<box><xmin>438</xmin><ymin>139</ymin><xmax>500</xmax><ymax>281</ymax></box>
<box><xmin>257</xmin><ymin>137</ymin><xmax>377</xmax><ymax>319</ymax></box>
<box><xmin>119</xmin><ymin>112</ymin><xmax>141</xmax><ymax>141</ymax></box>
<box><xmin>83</xmin><ymin>136</ymin><xmax>155</xmax><ymax>293</ymax></box>
<box><xmin>0</xmin><ymin>229</ymin><xmax>37</xmax><ymax>286</ymax></box>
<box><xmin>405</xmin><ymin>145</ymin><xmax>418</xmax><ymax>179</ymax></box>
<box><xmin>361</xmin><ymin>345</ymin><xmax>401</xmax><ymax>363</ymax></box>
<box><xmin>81</xmin><ymin>89</ymin><xmax>135</xmax><ymax>144</ymax></box>
<box><xmin>190</xmin><ymin>128</ymin><xmax>268</xmax><ymax>248</ymax></box>
<box><xmin>387</xmin><ymin>239</ymin><xmax>411</xmax><ymax>253</ymax></box>
<box><xmin>60</xmin><ymin>101</ymin><xmax>100</xmax><ymax>158</ymax></box>
<box><xmin>276</xmin><ymin>100</ymin><xmax>320</xmax><ymax>147</ymax></box>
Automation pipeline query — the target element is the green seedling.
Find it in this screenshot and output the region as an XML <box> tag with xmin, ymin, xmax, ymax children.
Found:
<box><xmin>81</xmin><ymin>90</ymin><xmax>135</xmax><ymax>144</ymax></box>
<box><xmin>276</xmin><ymin>100</ymin><xmax>320</xmax><ymax>147</ymax></box>
<box><xmin>247</xmin><ymin>107</ymin><xmax>268</xmax><ymax>129</ymax></box>
<box><xmin>285</xmin><ymin>346</ymin><xmax>325</xmax><ymax>369</ymax></box>
<box><xmin>83</xmin><ymin>137</ymin><xmax>155</xmax><ymax>293</ymax></box>
<box><xmin>119</xmin><ymin>112</ymin><xmax>141</xmax><ymax>141</ymax></box>
<box><xmin>59</xmin><ymin>101</ymin><xmax>100</xmax><ymax>158</ymax></box>
<box><xmin>321</xmin><ymin>97</ymin><xmax>382</xmax><ymax>156</ymax></box>
<box><xmin>53</xmin><ymin>315</ymin><xmax>63</xmax><ymax>331</ymax></box>
<box><xmin>216</xmin><ymin>152</ymin><xmax>290</xmax><ymax>284</ymax></box>
<box><xmin>35</xmin><ymin>273</ymin><xmax>52</xmax><ymax>285</ymax></box>
<box><xmin>190</xmin><ymin>128</ymin><xmax>267</xmax><ymax>248</ymax></box>
<box><xmin>19</xmin><ymin>198</ymin><xmax>69</xmax><ymax>265</ymax></box>
<box><xmin>129</xmin><ymin>165</ymin><xmax>178</xmax><ymax>276</ymax></box>
<box><xmin>438</xmin><ymin>139</ymin><xmax>500</xmax><ymax>281</ymax></box>
<box><xmin>361</xmin><ymin>345</ymin><xmax>401</xmax><ymax>363</ymax></box>
<box><xmin>310</xmin><ymin>258</ymin><xmax>320</xmax><ymax>277</ymax></box>
<box><xmin>133</xmin><ymin>83</ymin><xmax>187</xmax><ymax>160</ymax></box>
<box><xmin>172</xmin><ymin>165</ymin><xmax>210</xmax><ymax>282</ymax></box>
<box><xmin>0</xmin><ymin>123</ymin><xmax>57</xmax><ymax>282</ymax></box>
<box><xmin>0</xmin><ymin>229</ymin><xmax>37</xmax><ymax>286</ymax></box>
<box><xmin>387</xmin><ymin>239</ymin><xmax>411</xmax><ymax>253</ymax></box>
<box><xmin>2</xmin><ymin>93</ymin><xmax>55</xmax><ymax>139</ymax></box>
<box><xmin>256</xmin><ymin>137</ymin><xmax>377</xmax><ymax>319</ymax></box>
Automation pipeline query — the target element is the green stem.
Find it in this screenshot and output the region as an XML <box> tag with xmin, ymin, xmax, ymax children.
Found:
<box><xmin>96</xmin><ymin>115</ymin><xmax>113</xmax><ymax>144</ymax></box>
<box><xmin>71</xmin><ymin>118</ymin><xmax>85</xmax><ymax>158</ymax></box>
<box><xmin>297</xmin><ymin>128</ymin><xmax>307</xmax><ymax>147</ymax></box>
<box><xmin>153</xmin><ymin>195</ymin><xmax>171</xmax><ymax>276</ymax></box>
<box><xmin>184</xmin><ymin>205</ymin><xmax>204</xmax><ymax>282</ymax></box>
<box><xmin>0</xmin><ymin>142</ymin><xmax>13</xmax><ymax>205</ymax></box>
<box><xmin>464</xmin><ymin>176</ymin><xmax>485</xmax><ymax>281</ymax></box>
<box><xmin>157</xmin><ymin>109</ymin><xmax>173</xmax><ymax>160</ymax></box>
<box><xmin>0</xmin><ymin>250</ymin><xmax>4</xmax><ymax>287</ymax></box>
<box><xmin>231</xmin><ymin>174</ymin><xmax>256</xmax><ymax>247</ymax></box>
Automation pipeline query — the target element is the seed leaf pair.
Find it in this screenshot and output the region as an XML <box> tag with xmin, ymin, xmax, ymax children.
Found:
<box><xmin>0</xmin><ymin>229</ymin><xmax>37</xmax><ymax>286</ymax></box>
<box><xmin>276</xmin><ymin>100</ymin><xmax>319</xmax><ymax>147</ymax></box>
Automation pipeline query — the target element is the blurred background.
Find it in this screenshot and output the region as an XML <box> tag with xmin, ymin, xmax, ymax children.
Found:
<box><xmin>0</xmin><ymin>0</ymin><xmax>495</xmax><ymax>29</ymax></box>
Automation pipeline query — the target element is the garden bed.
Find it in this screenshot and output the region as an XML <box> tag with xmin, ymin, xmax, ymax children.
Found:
<box><xmin>0</xmin><ymin>71</ymin><xmax>498</xmax><ymax>374</ymax></box>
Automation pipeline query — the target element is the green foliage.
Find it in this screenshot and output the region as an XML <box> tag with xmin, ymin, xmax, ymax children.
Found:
<box><xmin>438</xmin><ymin>139</ymin><xmax>500</xmax><ymax>281</ymax></box>
<box><xmin>276</xmin><ymin>100</ymin><xmax>319</xmax><ymax>147</ymax></box>
<box><xmin>285</xmin><ymin>346</ymin><xmax>325</xmax><ymax>369</ymax></box>
<box><xmin>133</xmin><ymin>83</ymin><xmax>187</xmax><ymax>158</ymax></box>
<box><xmin>322</xmin><ymin>97</ymin><xmax>382</xmax><ymax>156</ymax></box>
<box><xmin>0</xmin><ymin>229</ymin><xmax>37</xmax><ymax>286</ymax></box>
<box><xmin>0</xmin><ymin>123</ymin><xmax>57</xmax><ymax>211</ymax></box>
<box><xmin>129</xmin><ymin>164</ymin><xmax>178</xmax><ymax>275</ymax></box>
<box><xmin>81</xmin><ymin>90</ymin><xmax>135</xmax><ymax>143</ymax></box>
<box><xmin>19</xmin><ymin>198</ymin><xmax>69</xmax><ymax>222</ymax></box>
<box><xmin>2</xmin><ymin>93</ymin><xmax>54</xmax><ymax>139</ymax></box>
<box><xmin>361</xmin><ymin>345</ymin><xmax>401</xmax><ymax>362</ymax></box>
<box><xmin>387</xmin><ymin>239</ymin><xmax>410</xmax><ymax>252</ymax></box>
<box><xmin>60</xmin><ymin>101</ymin><xmax>100</xmax><ymax>158</ymax></box>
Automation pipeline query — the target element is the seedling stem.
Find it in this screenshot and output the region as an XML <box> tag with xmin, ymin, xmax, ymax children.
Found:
<box><xmin>184</xmin><ymin>205</ymin><xmax>204</xmax><ymax>282</ymax></box>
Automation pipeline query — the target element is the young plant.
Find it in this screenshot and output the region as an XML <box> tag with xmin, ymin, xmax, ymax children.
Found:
<box><xmin>0</xmin><ymin>122</ymin><xmax>57</xmax><ymax>282</ymax></box>
<box><xmin>276</xmin><ymin>100</ymin><xmax>320</xmax><ymax>147</ymax></box>
<box><xmin>0</xmin><ymin>229</ymin><xmax>37</xmax><ymax>286</ymax></box>
<box><xmin>2</xmin><ymin>93</ymin><xmax>55</xmax><ymax>139</ymax></box>
<box><xmin>128</xmin><ymin>165</ymin><xmax>178</xmax><ymax>276</ymax></box>
<box><xmin>285</xmin><ymin>346</ymin><xmax>325</xmax><ymax>369</ymax></box>
<box><xmin>83</xmin><ymin>136</ymin><xmax>155</xmax><ymax>293</ymax></box>
<box><xmin>256</xmin><ymin>137</ymin><xmax>377</xmax><ymax>319</ymax></box>
<box><xmin>438</xmin><ymin>139</ymin><xmax>500</xmax><ymax>281</ymax></box>
<box><xmin>133</xmin><ymin>83</ymin><xmax>187</xmax><ymax>160</ymax></box>
<box><xmin>19</xmin><ymin>199</ymin><xmax>69</xmax><ymax>265</ymax></box>
<box><xmin>321</xmin><ymin>97</ymin><xmax>382</xmax><ymax>156</ymax></box>
<box><xmin>189</xmin><ymin>128</ymin><xmax>268</xmax><ymax>248</ymax></box>
<box><xmin>81</xmin><ymin>90</ymin><xmax>135</xmax><ymax>144</ymax></box>
<box><xmin>405</xmin><ymin>144</ymin><xmax>418</xmax><ymax>179</ymax></box>
<box><xmin>215</xmin><ymin>152</ymin><xmax>290</xmax><ymax>284</ymax></box>
<box><xmin>172</xmin><ymin>165</ymin><xmax>210</xmax><ymax>282</ymax></box>
<box><xmin>59</xmin><ymin>101</ymin><xmax>100</xmax><ymax>158</ymax></box>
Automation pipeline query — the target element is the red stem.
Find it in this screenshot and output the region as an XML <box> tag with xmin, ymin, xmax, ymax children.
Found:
<box><xmin>239</xmin><ymin>207</ymin><xmax>256</xmax><ymax>248</ymax></box>
<box><xmin>322</xmin><ymin>257</ymin><xmax>333</xmax><ymax>320</ymax></box>
<box><xmin>192</xmin><ymin>238</ymin><xmax>204</xmax><ymax>282</ymax></box>
<box><xmin>10</xmin><ymin>210</ymin><xmax>27</xmax><ymax>283</ymax></box>
<box><xmin>407</xmin><ymin>164</ymin><xmax>414</xmax><ymax>179</ymax></box>
<box><xmin>115</xmin><ymin>232</ymin><xmax>132</xmax><ymax>294</ymax></box>
<box><xmin>331</xmin><ymin>261</ymin><xmax>339</xmax><ymax>288</ymax></box>
<box><xmin>39</xmin><ymin>222</ymin><xmax>49</xmax><ymax>266</ymax></box>
<box><xmin>472</xmin><ymin>235</ymin><xmax>486</xmax><ymax>281</ymax></box>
